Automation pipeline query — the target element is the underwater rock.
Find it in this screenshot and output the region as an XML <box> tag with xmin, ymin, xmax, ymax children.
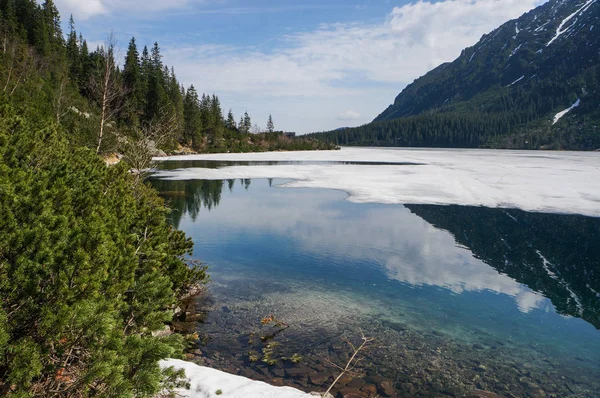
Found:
<box><xmin>346</xmin><ymin>378</ymin><xmax>365</xmax><ymax>389</ymax></box>
<box><xmin>466</xmin><ymin>390</ymin><xmax>505</xmax><ymax>398</ymax></box>
<box><xmin>310</xmin><ymin>372</ymin><xmax>333</xmax><ymax>386</ymax></box>
<box><xmin>339</xmin><ymin>387</ymin><xmax>368</xmax><ymax>398</ymax></box>
<box><xmin>360</xmin><ymin>384</ymin><xmax>378</xmax><ymax>395</ymax></box>
<box><xmin>377</xmin><ymin>380</ymin><xmax>396</xmax><ymax>397</ymax></box>
<box><xmin>285</xmin><ymin>366</ymin><xmax>313</xmax><ymax>378</ymax></box>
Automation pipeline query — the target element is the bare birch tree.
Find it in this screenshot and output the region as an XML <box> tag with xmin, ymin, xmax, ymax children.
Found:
<box><xmin>53</xmin><ymin>74</ymin><xmax>71</xmax><ymax>124</ymax></box>
<box><xmin>1</xmin><ymin>27</ymin><xmax>36</xmax><ymax>97</ymax></box>
<box><xmin>118</xmin><ymin>110</ymin><xmax>180</xmax><ymax>181</ymax></box>
<box><xmin>90</xmin><ymin>33</ymin><xmax>124</xmax><ymax>154</ymax></box>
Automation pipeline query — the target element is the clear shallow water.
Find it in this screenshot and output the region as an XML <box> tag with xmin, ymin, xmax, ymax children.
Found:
<box><xmin>151</xmin><ymin>164</ymin><xmax>600</xmax><ymax>397</ymax></box>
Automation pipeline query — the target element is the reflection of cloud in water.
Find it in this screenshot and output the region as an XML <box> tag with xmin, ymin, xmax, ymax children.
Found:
<box><xmin>190</xmin><ymin>185</ymin><xmax>547</xmax><ymax>314</ymax></box>
<box><xmin>384</xmin><ymin>256</ymin><xmax>545</xmax><ymax>313</ymax></box>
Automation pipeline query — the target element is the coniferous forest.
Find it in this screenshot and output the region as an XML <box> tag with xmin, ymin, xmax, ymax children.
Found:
<box><xmin>0</xmin><ymin>0</ymin><xmax>333</xmax><ymax>157</ymax></box>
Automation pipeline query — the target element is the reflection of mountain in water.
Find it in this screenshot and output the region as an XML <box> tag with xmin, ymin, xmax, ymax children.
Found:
<box><xmin>406</xmin><ymin>205</ymin><xmax>600</xmax><ymax>329</ymax></box>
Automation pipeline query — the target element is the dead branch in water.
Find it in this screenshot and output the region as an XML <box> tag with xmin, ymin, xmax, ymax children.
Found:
<box><xmin>323</xmin><ymin>330</ymin><xmax>374</xmax><ymax>397</ymax></box>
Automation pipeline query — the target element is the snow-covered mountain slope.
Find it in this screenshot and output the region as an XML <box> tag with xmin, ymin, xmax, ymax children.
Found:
<box><xmin>375</xmin><ymin>0</ymin><xmax>600</xmax><ymax>124</ymax></box>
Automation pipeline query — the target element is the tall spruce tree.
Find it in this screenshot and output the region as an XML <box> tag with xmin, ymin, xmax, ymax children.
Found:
<box><xmin>225</xmin><ymin>109</ymin><xmax>236</xmax><ymax>130</ymax></box>
<box><xmin>210</xmin><ymin>94</ymin><xmax>224</xmax><ymax>142</ymax></box>
<box><xmin>184</xmin><ymin>85</ymin><xmax>202</xmax><ymax>149</ymax></box>
<box><xmin>122</xmin><ymin>37</ymin><xmax>142</xmax><ymax>126</ymax></box>
<box><xmin>144</xmin><ymin>42</ymin><xmax>166</xmax><ymax>122</ymax></box>
<box><xmin>243</xmin><ymin>111</ymin><xmax>251</xmax><ymax>134</ymax></box>
<box><xmin>65</xmin><ymin>15</ymin><xmax>81</xmax><ymax>83</ymax></box>
<box><xmin>199</xmin><ymin>93</ymin><xmax>211</xmax><ymax>130</ymax></box>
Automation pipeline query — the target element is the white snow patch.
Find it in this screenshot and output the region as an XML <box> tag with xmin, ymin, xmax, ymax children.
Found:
<box><xmin>509</xmin><ymin>43</ymin><xmax>523</xmax><ymax>58</ymax></box>
<box><xmin>547</xmin><ymin>0</ymin><xmax>597</xmax><ymax>46</ymax></box>
<box><xmin>508</xmin><ymin>75</ymin><xmax>525</xmax><ymax>86</ymax></box>
<box><xmin>535</xmin><ymin>20</ymin><xmax>551</xmax><ymax>32</ymax></box>
<box><xmin>153</xmin><ymin>147</ymin><xmax>600</xmax><ymax>218</ymax></box>
<box><xmin>553</xmin><ymin>98</ymin><xmax>581</xmax><ymax>125</ymax></box>
<box><xmin>536</xmin><ymin>251</ymin><xmax>584</xmax><ymax>315</ymax></box>
<box><xmin>160</xmin><ymin>359</ymin><xmax>314</xmax><ymax>398</ymax></box>
<box><xmin>502</xmin><ymin>210</ymin><xmax>518</xmax><ymax>222</ymax></box>
<box><xmin>536</xmin><ymin>250</ymin><xmax>558</xmax><ymax>280</ymax></box>
<box><xmin>587</xmin><ymin>284</ymin><xmax>600</xmax><ymax>298</ymax></box>
<box><xmin>469</xmin><ymin>49</ymin><xmax>479</xmax><ymax>62</ymax></box>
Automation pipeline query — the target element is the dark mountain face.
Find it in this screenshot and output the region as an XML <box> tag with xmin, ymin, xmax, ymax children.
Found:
<box><xmin>311</xmin><ymin>0</ymin><xmax>600</xmax><ymax>150</ymax></box>
<box><xmin>375</xmin><ymin>0</ymin><xmax>599</xmax><ymax>122</ymax></box>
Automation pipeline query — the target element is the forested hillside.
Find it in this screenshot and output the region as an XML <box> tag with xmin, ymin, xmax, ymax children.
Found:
<box><xmin>0</xmin><ymin>1</ymin><xmax>218</xmax><ymax>396</ymax></box>
<box><xmin>310</xmin><ymin>0</ymin><xmax>600</xmax><ymax>150</ymax></box>
<box><xmin>0</xmin><ymin>0</ymin><xmax>332</xmax><ymax>156</ymax></box>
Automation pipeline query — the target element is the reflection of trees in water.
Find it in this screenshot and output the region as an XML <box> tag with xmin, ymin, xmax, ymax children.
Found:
<box><xmin>407</xmin><ymin>205</ymin><xmax>600</xmax><ymax>329</ymax></box>
<box><xmin>150</xmin><ymin>179</ymin><xmax>225</xmax><ymax>228</ymax></box>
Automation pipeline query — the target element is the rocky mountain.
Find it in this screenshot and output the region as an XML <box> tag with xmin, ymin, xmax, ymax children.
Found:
<box><xmin>311</xmin><ymin>0</ymin><xmax>600</xmax><ymax>150</ymax></box>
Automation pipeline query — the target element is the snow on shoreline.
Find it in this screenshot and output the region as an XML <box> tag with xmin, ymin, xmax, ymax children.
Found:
<box><xmin>153</xmin><ymin>148</ymin><xmax>600</xmax><ymax>218</ymax></box>
<box><xmin>160</xmin><ymin>359</ymin><xmax>314</xmax><ymax>398</ymax></box>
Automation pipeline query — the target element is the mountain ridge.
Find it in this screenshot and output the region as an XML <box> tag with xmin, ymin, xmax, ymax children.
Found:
<box><xmin>310</xmin><ymin>0</ymin><xmax>600</xmax><ymax>150</ymax></box>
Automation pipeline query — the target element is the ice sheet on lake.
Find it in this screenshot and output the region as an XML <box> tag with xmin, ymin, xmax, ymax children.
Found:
<box><xmin>160</xmin><ymin>359</ymin><xmax>313</xmax><ymax>398</ymax></box>
<box><xmin>154</xmin><ymin>148</ymin><xmax>600</xmax><ymax>217</ymax></box>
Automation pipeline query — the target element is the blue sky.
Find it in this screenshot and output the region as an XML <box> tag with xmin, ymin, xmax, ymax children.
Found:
<box><xmin>55</xmin><ymin>0</ymin><xmax>545</xmax><ymax>133</ymax></box>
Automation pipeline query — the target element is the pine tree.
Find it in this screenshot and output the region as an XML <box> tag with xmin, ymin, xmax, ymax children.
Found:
<box><xmin>41</xmin><ymin>0</ymin><xmax>63</xmax><ymax>51</ymax></box>
<box><xmin>184</xmin><ymin>85</ymin><xmax>202</xmax><ymax>149</ymax></box>
<box><xmin>199</xmin><ymin>93</ymin><xmax>211</xmax><ymax>129</ymax></box>
<box><xmin>123</xmin><ymin>37</ymin><xmax>142</xmax><ymax>126</ymax></box>
<box><xmin>267</xmin><ymin>114</ymin><xmax>274</xmax><ymax>133</ymax></box>
<box><xmin>225</xmin><ymin>109</ymin><xmax>236</xmax><ymax>130</ymax></box>
<box><xmin>144</xmin><ymin>42</ymin><xmax>166</xmax><ymax>123</ymax></box>
<box><xmin>168</xmin><ymin>66</ymin><xmax>185</xmax><ymax>141</ymax></box>
<box><xmin>243</xmin><ymin>111</ymin><xmax>251</xmax><ymax>134</ymax></box>
<box><xmin>210</xmin><ymin>94</ymin><xmax>224</xmax><ymax>144</ymax></box>
<box><xmin>66</xmin><ymin>15</ymin><xmax>81</xmax><ymax>82</ymax></box>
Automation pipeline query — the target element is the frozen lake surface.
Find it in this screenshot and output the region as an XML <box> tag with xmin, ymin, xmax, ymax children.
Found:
<box><xmin>154</xmin><ymin>147</ymin><xmax>600</xmax><ymax>217</ymax></box>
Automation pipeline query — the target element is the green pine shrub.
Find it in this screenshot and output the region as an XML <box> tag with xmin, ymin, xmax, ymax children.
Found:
<box><xmin>0</xmin><ymin>103</ymin><xmax>208</xmax><ymax>397</ymax></box>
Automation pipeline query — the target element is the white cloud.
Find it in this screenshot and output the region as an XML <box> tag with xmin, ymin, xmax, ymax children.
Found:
<box><xmin>55</xmin><ymin>0</ymin><xmax>107</xmax><ymax>20</ymax></box>
<box><xmin>337</xmin><ymin>110</ymin><xmax>362</xmax><ymax>121</ymax></box>
<box><xmin>55</xmin><ymin>0</ymin><xmax>204</xmax><ymax>20</ymax></box>
<box><xmin>161</xmin><ymin>0</ymin><xmax>546</xmax><ymax>133</ymax></box>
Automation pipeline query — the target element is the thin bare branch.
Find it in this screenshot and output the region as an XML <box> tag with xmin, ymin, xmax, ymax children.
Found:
<box><xmin>323</xmin><ymin>333</ymin><xmax>374</xmax><ymax>397</ymax></box>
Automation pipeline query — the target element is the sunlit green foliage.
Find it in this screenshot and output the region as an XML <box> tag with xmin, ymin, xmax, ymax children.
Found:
<box><xmin>0</xmin><ymin>102</ymin><xmax>207</xmax><ymax>396</ymax></box>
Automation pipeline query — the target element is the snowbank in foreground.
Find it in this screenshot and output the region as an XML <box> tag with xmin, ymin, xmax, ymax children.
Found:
<box><xmin>153</xmin><ymin>148</ymin><xmax>600</xmax><ymax>218</ymax></box>
<box><xmin>160</xmin><ymin>359</ymin><xmax>313</xmax><ymax>398</ymax></box>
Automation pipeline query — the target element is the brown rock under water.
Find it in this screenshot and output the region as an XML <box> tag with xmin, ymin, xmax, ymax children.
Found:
<box><xmin>466</xmin><ymin>390</ymin><xmax>506</xmax><ymax>398</ymax></box>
